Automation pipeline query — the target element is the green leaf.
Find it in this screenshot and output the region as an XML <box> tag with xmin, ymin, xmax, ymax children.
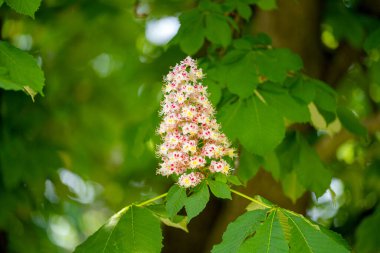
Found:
<box><xmin>256</xmin><ymin>0</ymin><xmax>277</xmax><ymax>10</ymax></box>
<box><xmin>222</xmin><ymin>49</ymin><xmax>247</xmax><ymax>64</ymax></box>
<box><xmin>355</xmin><ymin>206</ymin><xmax>380</xmax><ymax>253</ymax></box>
<box><xmin>211</xmin><ymin>209</ymin><xmax>267</xmax><ymax>253</ymax></box>
<box><xmin>74</xmin><ymin>206</ymin><xmax>162</xmax><ymax>253</ymax></box>
<box><xmin>364</xmin><ymin>28</ymin><xmax>380</xmax><ymax>53</ymax></box>
<box><xmin>240</xmin><ymin>95</ymin><xmax>285</xmax><ymax>155</ymax></box>
<box><xmin>263</xmin><ymin>152</ymin><xmax>281</xmax><ymax>180</ymax></box>
<box><xmin>238</xmin><ymin>210</ymin><xmax>289</xmax><ymax>253</ymax></box>
<box><xmin>207</xmin><ymin>64</ymin><xmax>229</xmax><ymax>88</ymax></box>
<box><xmin>5</xmin><ymin>0</ymin><xmax>41</xmax><ymax>18</ymax></box>
<box><xmin>246</xmin><ymin>33</ymin><xmax>272</xmax><ymax>47</ymax></box>
<box><xmin>308</xmin><ymin>103</ymin><xmax>341</xmax><ymax>135</ymax></box>
<box><xmin>205</xmin><ymin>79</ymin><xmax>222</xmax><ymax>106</ymax></box>
<box><xmin>185</xmin><ymin>182</ymin><xmax>210</xmax><ymax>221</ymax></box>
<box><xmin>246</xmin><ymin>196</ymin><xmax>274</xmax><ymax>211</ymax></box>
<box><xmin>261</xmin><ymin>83</ymin><xmax>310</xmax><ymax>123</ymax></box>
<box><xmin>289</xmin><ymin>77</ymin><xmax>316</xmax><ymax>103</ymax></box>
<box><xmin>320</xmin><ymin>226</ymin><xmax>350</xmax><ymax>251</ymax></box>
<box><xmin>215</xmin><ymin>173</ymin><xmax>228</xmax><ymax>183</ymax></box>
<box><xmin>276</xmin><ymin>133</ymin><xmax>299</xmax><ymax>174</ymax></box>
<box><xmin>227</xmin><ymin>175</ymin><xmax>243</xmax><ymax>186</ymax></box>
<box><xmin>177</xmin><ymin>10</ymin><xmax>205</xmax><ymax>55</ymax></box>
<box><xmin>281</xmin><ymin>170</ymin><xmax>306</xmax><ymax>203</ymax></box>
<box><xmin>160</xmin><ymin>216</ymin><xmax>188</xmax><ymax>233</ymax></box>
<box><xmin>238</xmin><ymin>148</ymin><xmax>263</xmax><ymax>183</ymax></box>
<box><xmin>166</xmin><ymin>185</ymin><xmax>187</xmax><ymax>218</ymax></box>
<box><xmin>0</xmin><ymin>0</ymin><xmax>4</xmax><ymax>7</ymax></box>
<box><xmin>294</xmin><ymin>135</ymin><xmax>332</xmax><ymax>197</ymax></box>
<box><xmin>337</xmin><ymin>106</ymin><xmax>367</xmax><ymax>137</ymax></box>
<box><xmin>277</xmin><ymin>209</ymin><xmax>291</xmax><ymax>242</ymax></box>
<box><xmin>313</xmin><ymin>80</ymin><xmax>337</xmax><ymax>124</ymax></box>
<box><xmin>253</xmin><ymin>49</ymin><xmax>303</xmax><ymax>83</ymax></box>
<box><xmin>208</xmin><ymin>180</ymin><xmax>231</xmax><ymax>199</ymax></box>
<box><xmin>237</xmin><ymin>2</ymin><xmax>252</xmax><ymax>21</ymax></box>
<box><xmin>218</xmin><ymin>100</ymin><xmax>243</xmax><ymax>141</ymax></box>
<box><xmin>284</xmin><ymin>210</ymin><xmax>350</xmax><ymax>253</ymax></box>
<box><xmin>233</xmin><ymin>39</ymin><xmax>252</xmax><ymax>50</ymax></box>
<box><xmin>205</xmin><ymin>13</ymin><xmax>232</xmax><ymax>47</ymax></box>
<box><xmin>147</xmin><ymin>204</ymin><xmax>188</xmax><ymax>232</ymax></box>
<box><xmin>0</xmin><ymin>41</ymin><xmax>45</xmax><ymax>100</ymax></box>
<box><xmin>225</xmin><ymin>54</ymin><xmax>259</xmax><ymax>98</ymax></box>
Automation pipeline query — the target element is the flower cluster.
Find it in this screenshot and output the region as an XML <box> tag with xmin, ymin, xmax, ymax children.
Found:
<box><xmin>156</xmin><ymin>56</ymin><xmax>236</xmax><ymax>188</ymax></box>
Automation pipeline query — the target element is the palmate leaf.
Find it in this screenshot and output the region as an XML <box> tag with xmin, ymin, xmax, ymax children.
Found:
<box><xmin>0</xmin><ymin>41</ymin><xmax>45</xmax><ymax>100</ymax></box>
<box><xmin>238</xmin><ymin>210</ymin><xmax>288</xmax><ymax>253</ymax></box>
<box><xmin>212</xmin><ymin>199</ymin><xmax>350</xmax><ymax>253</ymax></box>
<box><xmin>218</xmin><ymin>95</ymin><xmax>285</xmax><ymax>156</ymax></box>
<box><xmin>260</xmin><ymin>83</ymin><xmax>310</xmax><ymax>123</ymax></box>
<box><xmin>225</xmin><ymin>54</ymin><xmax>259</xmax><ymax>98</ymax></box>
<box><xmin>211</xmin><ymin>209</ymin><xmax>268</xmax><ymax>253</ymax></box>
<box><xmin>275</xmin><ymin>133</ymin><xmax>331</xmax><ymax>201</ymax></box>
<box><xmin>253</xmin><ymin>49</ymin><xmax>303</xmax><ymax>83</ymax></box>
<box><xmin>74</xmin><ymin>205</ymin><xmax>162</xmax><ymax>253</ymax></box>
<box><xmin>283</xmin><ymin>210</ymin><xmax>349</xmax><ymax>253</ymax></box>
<box><xmin>240</xmin><ymin>95</ymin><xmax>285</xmax><ymax>155</ymax></box>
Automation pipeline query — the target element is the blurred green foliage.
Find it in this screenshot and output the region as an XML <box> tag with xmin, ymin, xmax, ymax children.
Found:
<box><xmin>0</xmin><ymin>0</ymin><xmax>380</xmax><ymax>252</ymax></box>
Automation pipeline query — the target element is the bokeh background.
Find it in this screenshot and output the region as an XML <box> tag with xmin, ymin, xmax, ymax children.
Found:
<box><xmin>1</xmin><ymin>0</ymin><xmax>380</xmax><ymax>252</ymax></box>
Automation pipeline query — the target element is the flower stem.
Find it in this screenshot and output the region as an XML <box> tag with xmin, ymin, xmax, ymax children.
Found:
<box><xmin>136</xmin><ymin>192</ymin><xmax>168</xmax><ymax>207</ymax></box>
<box><xmin>230</xmin><ymin>188</ymin><xmax>272</xmax><ymax>209</ymax></box>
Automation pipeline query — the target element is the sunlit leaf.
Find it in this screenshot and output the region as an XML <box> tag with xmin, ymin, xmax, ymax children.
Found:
<box><xmin>238</xmin><ymin>210</ymin><xmax>288</xmax><ymax>253</ymax></box>
<box><xmin>212</xmin><ymin>209</ymin><xmax>268</xmax><ymax>253</ymax></box>
<box><xmin>253</xmin><ymin>49</ymin><xmax>303</xmax><ymax>83</ymax></box>
<box><xmin>0</xmin><ymin>41</ymin><xmax>45</xmax><ymax>100</ymax></box>
<box><xmin>5</xmin><ymin>0</ymin><xmax>41</xmax><ymax>18</ymax></box>
<box><xmin>225</xmin><ymin>54</ymin><xmax>259</xmax><ymax>98</ymax></box>
<box><xmin>261</xmin><ymin>83</ymin><xmax>310</xmax><ymax>123</ymax></box>
<box><xmin>240</xmin><ymin>95</ymin><xmax>285</xmax><ymax>155</ymax></box>
<box><xmin>74</xmin><ymin>206</ymin><xmax>163</xmax><ymax>253</ymax></box>
<box><xmin>284</xmin><ymin>210</ymin><xmax>350</xmax><ymax>253</ymax></box>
